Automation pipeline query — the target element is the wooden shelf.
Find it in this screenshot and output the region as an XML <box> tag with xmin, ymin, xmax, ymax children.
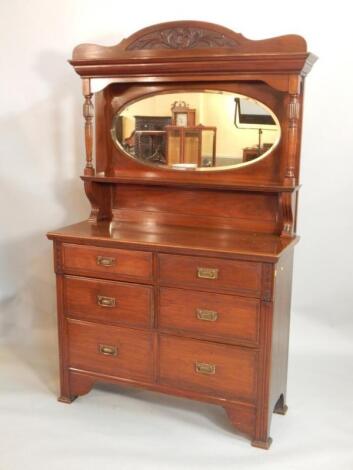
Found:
<box><xmin>81</xmin><ymin>175</ymin><xmax>299</xmax><ymax>193</ymax></box>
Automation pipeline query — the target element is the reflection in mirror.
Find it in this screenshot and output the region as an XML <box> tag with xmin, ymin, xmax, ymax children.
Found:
<box><xmin>234</xmin><ymin>97</ymin><xmax>278</xmax><ymax>164</ymax></box>
<box><xmin>111</xmin><ymin>91</ymin><xmax>280</xmax><ymax>171</ymax></box>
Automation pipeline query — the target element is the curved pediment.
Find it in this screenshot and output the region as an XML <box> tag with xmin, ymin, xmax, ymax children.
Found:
<box><xmin>124</xmin><ymin>22</ymin><xmax>243</xmax><ymax>51</ymax></box>
<box><xmin>70</xmin><ymin>21</ymin><xmax>316</xmax><ymax>85</ymax></box>
<box><xmin>72</xmin><ymin>20</ymin><xmax>308</xmax><ymax>60</ymax></box>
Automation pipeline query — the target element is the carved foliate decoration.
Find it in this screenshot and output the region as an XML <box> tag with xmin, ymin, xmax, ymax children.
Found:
<box><xmin>127</xmin><ymin>27</ymin><xmax>239</xmax><ymax>50</ymax></box>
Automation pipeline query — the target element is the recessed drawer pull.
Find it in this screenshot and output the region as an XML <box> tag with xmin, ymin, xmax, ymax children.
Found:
<box><xmin>96</xmin><ymin>256</ymin><xmax>115</xmax><ymax>267</ymax></box>
<box><xmin>196</xmin><ymin>308</ymin><xmax>218</xmax><ymax>322</ymax></box>
<box><xmin>197</xmin><ymin>267</ymin><xmax>219</xmax><ymax>280</ymax></box>
<box><xmin>195</xmin><ymin>361</ymin><xmax>216</xmax><ymax>375</ymax></box>
<box><xmin>97</xmin><ymin>295</ymin><xmax>116</xmax><ymax>308</ymax></box>
<box><xmin>98</xmin><ymin>344</ymin><xmax>118</xmax><ymax>356</ymax></box>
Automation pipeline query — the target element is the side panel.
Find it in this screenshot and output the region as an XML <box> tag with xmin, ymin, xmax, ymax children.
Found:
<box><xmin>269</xmin><ymin>248</ymin><xmax>294</xmax><ymax>419</ymax></box>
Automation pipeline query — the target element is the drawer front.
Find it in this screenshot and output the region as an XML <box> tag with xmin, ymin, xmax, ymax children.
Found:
<box><xmin>159</xmin><ymin>287</ymin><xmax>259</xmax><ymax>345</ymax></box>
<box><xmin>64</xmin><ymin>276</ymin><xmax>153</xmax><ymax>328</ymax></box>
<box><xmin>62</xmin><ymin>244</ymin><xmax>153</xmax><ymax>281</ymax></box>
<box><xmin>68</xmin><ymin>320</ymin><xmax>154</xmax><ymax>382</ymax></box>
<box><xmin>159</xmin><ymin>335</ymin><xmax>257</xmax><ymax>401</ymax></box>
<box><xmin>158</xmin><ymin>254</ymin><xmax>261</xmax><ymax>296</ymax></box>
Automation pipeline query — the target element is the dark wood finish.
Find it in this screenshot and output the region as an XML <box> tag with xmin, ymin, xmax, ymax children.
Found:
<box><xmin>82</xmin><ymin>79</ymin><xmax>95</xmax><ymax>176</ymax></box>
<box><xmin>70</xmin><ymin>21</ymin><xmax>316</xmax><ymax>81</ymax></box>
<box><xmin>62</xmin><ymin>243</ymin><xmax>153</xmax><ymax>282</ymax></box>
<box><xmin>268</xmin><ymin>250</ymin><xmax>294</xmax><ymax>419</ymax></box>
<box><xmin>48</xmin><ymin>220</ymin><xmax>297</xmax><ymax>262</ymax></box>
<box><xmin>108</xmin><ymin>81</ymin><xmax>289</xmax><ymax>187</ymax></box>
<box><xmin>47</xmin><ymin>21</ymin><xmax>316</xmax><ymax>449</ymax></box>
<box><xmin>64</xmin><ymin>275</ymin><xmax>153</xmax><ymax>328</ymax></box>
<box><xmin>158</xmin><ymin>335</ymin><xmax>257</xmax><ymax>402</ymax></box>
<box><xmin>113</xmin><ymin>185</ymin><xmax>281</xmax><ymax>234</ymax></box>
<box><xmin>158</xmin><ymin>253</ymin><xmax>262</xmax><ymax>297</ymax></box>
<box><xmin>81</xmin><ymin>175</ymin><xmax>299</xmax><ymax>192</ymax></box>
<box><xmin>84</xmin><ymin>180</ymin><xmax>112</xmax><ymax>223</ymax></box>
<box><xmin>68</xmin><ymin>319</ymin><xmax>154</xmax><ymax>381</ymax></box>
<box><xmin>55</xmin><ymin>271</ymin><xmax>72</xmax><ymax>404</ymax></box>
<box><xmin>158</xmin><ymin>287</ymin><xmax>260</xmax><ymax>346</ymax></box>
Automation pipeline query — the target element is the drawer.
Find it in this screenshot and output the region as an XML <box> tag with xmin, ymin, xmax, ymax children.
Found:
<box><xmin>68</xmin><ymin>319</ymin><xmax>154</xmax><ymax>382</ymax></box>
<box><xmin>159</xmin><ymin>335</ymin><xmax>257</xmax><ymax>402</ymax></box>
<box><xmin>159</xmin><ymin>287</ymin><xmax>259</xmax><ymax>345</ymax></box>
<box><xmin>158</xmin><ymin>254</ymin><xmax>261</xmax><ymax>296</ymax></box>
<box><xmin>62</xmin><ymin>244</ymin><xmax>153</xmax><ymax>282</ymax></box>
<box><xmin>64</xmin><ymin>276</ymin><xmax>153</xmax><ymax>328</ymax></box>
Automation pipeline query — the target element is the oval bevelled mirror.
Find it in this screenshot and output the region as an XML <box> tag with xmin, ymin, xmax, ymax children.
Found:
<box><xmin>111</xmin><ymin>91</ymin><xmax>280</xmax><ymax>171</ymax></box>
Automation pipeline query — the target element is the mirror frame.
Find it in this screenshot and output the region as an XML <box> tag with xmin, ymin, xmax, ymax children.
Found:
<box><xmin>110</xmin><ymin>89</ymin><xmax>281</xmax><ymax>173</ymax></box>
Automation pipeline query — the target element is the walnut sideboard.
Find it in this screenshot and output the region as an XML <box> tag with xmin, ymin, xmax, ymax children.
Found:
<box><xmin>47</xmin><ymin>21</ymin><xmax>316</xmax><ymax>449</ymax></box>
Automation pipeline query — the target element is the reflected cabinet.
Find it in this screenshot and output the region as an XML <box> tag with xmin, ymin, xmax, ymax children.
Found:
<box><xmin>165</xmin><ymin>124</ymin><xmax>217</xmax><ymax>167</ymax></box>
<box><xmin>47</xmin><ymin>21</ymin><xmax>317</xmax><ymax>449</ymax></box>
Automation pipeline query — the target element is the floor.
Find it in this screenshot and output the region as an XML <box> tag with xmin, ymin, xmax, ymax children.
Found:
<box><xmin>1</xmin><ymin>312</ymin><xmax>352</xmax><ymax>470</ymax></box>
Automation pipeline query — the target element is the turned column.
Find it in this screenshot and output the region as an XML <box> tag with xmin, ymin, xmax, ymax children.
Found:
<box><xmin>284</xmin><ymin>76</ymin><xmax>301</xmax><ymax>186</ymax></box>
<box><xmin>82</xmin><ymin>78</ymin><xmax>95</xmax><ymax>176</ymax></box>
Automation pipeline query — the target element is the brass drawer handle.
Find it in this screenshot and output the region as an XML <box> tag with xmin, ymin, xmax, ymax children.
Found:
<box><xmin>98</xmin><ymin>344</ymin><xmax>118</xmax><ymax>356</ymax></box>
<box><xmin>195</xmin><ymin>361</ymin><xmax>216</xmax><ymax>375</ymax></box>
<box><xmin>96</xmin><ymin>256</ymin><xmax>115</xmax><ymax>267</ymax></box>
<box><xmin>197</xmin><ymin>267</ymin><xmax>219</xmax><ymax>280</ymax></box>
<box><xmin>97</xmin><ymin>295</ymin><xmax>116</xmax><ymax>308</ymax></box>
<box><xmin>196</xmin><ymin>308</ymin><xmax>218</xmax><ymax>322</ymax></box>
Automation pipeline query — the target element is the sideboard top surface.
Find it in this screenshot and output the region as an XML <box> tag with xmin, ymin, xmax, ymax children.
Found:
<box><xmin>47</xmin><ymin>220</ymin><xmax>297</xmax><ymax>262</ymax></box>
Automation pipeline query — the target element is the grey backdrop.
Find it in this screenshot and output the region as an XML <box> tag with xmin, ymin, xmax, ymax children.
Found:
<box><xmin>1</xmin><ymin>1</ymin><xmax>352</xmax><ymax>468</ymax></box>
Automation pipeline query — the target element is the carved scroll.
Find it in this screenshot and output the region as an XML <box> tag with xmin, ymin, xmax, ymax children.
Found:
<box><xmin>279</xmin><ymin>192</ymin><xmax>296</xmax><ymax>238</ymax></box>
<box><xmin>84</xmin><ymin>181</ymin><xmax>112</xmax><ymax>224</ymax></box>
<box><xmin>82</xmin><ymin>79</ymin><xmax>95</xmax><ymax>175</ymax></box>
<box><xmin>127</xmin><ymin>27</ymin><xmax>239</xmax><ymax>50</ymax></box>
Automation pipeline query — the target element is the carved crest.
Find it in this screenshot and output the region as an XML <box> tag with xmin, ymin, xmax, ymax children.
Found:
<box><xmin>126</xmin><ymin>27</ymin><xmax>239</xmax><ymax>50</ymax></box>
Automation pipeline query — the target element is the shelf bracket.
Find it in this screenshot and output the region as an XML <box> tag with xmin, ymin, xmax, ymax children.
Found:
<box><xmin>279</xmin><ymin>191</ymin><xmax>296</xmax><ymax>237</ymax></box>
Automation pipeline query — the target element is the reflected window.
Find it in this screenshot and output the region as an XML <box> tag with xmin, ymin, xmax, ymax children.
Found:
<box><xmin>234</xmin><ymin>97</ymin><xmax>278</xmax><ymax>162</ymax></box>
